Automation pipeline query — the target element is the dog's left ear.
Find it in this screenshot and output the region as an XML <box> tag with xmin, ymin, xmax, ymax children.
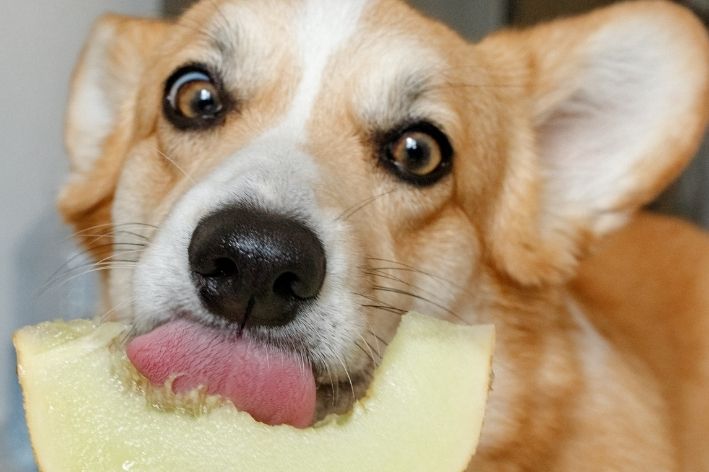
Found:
<box><xmin>480</xmin><ymin>1</ymin><xmax>709</xmax><ymax>285</ymax></box>
<box><xmin>58</xmin><ymin>15</ymin><xmax>169</xmax><ymax>259</ymax></box>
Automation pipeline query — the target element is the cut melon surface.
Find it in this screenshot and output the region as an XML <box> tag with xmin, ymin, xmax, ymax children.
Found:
<box><xmin>15</xmin><ymin>313</ymin><xmax>494</xmax><ymax>472</ymax></box>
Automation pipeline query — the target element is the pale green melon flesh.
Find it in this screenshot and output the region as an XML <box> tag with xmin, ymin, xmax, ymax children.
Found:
<box><xmin>15</xmin><ymin>313</ymin><xmax>494</xmax><ymax>472</ymax></box>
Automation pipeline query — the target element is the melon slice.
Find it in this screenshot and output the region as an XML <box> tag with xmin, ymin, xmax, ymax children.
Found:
<box><xmin>14</xmin><ymin>313</ymin><xmax>494</xmax><ymax>472</ymax></box>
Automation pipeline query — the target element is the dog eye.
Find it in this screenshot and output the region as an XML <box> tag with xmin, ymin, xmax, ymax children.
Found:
<box><xmin>383</xmin><ymin>123</ymin><xmax>453</xmax><ymax>185</ymax></box>
<box><xmin>164</xmin><ymin>66</ymin><xmax>227</xmax><ymax>129</ymax></box>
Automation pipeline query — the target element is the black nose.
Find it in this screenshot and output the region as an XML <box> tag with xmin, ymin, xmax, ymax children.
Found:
<box><xmin>188</xmin><ymin>206</ymin><xmax>326</xmax><ymax>328</ymax></box>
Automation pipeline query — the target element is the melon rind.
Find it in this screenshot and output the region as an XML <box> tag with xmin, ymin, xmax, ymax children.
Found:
<box><xmin>15</xmin><ymin>313</ymin><xmax>494</xmax><ymax>472</ymax></box>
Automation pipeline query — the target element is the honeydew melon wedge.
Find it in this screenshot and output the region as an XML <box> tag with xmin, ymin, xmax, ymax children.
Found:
<box><xmin>14</xmin><ymin>312</ymin><xmax>494</xmax><ymax>472</ymax></box>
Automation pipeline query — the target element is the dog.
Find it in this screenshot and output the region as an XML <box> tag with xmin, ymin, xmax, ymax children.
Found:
<box><xmin>58</xmin><ymin>0</ymin><xmax>709</xmax><ymax>470</ymax></box>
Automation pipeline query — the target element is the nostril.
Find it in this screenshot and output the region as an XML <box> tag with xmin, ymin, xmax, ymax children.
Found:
<box><xmin>213</xmin><ymin>257</ymin><xmax>238</xmax><ymax>277</ymax></box>
<box><xmin>197</xmin><ymin>257</ymin><xmax>238</xmax><ymax>278</ymax></box>
<box><xmin>273</xmin><ymin>268</ymin><xmax>322</xmax><ymax>301</ymax></box>
<box><xmin>272</xmin><ymin>272</ymin><xmax>301</xmax><ymax>299</ymax></box>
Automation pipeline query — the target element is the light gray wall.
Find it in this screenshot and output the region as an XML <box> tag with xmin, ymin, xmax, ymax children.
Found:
<box><xmin>164</xmin><ymin>0</ymin><xmax>195</xmax><ymax>16</ymax></box>
<box><xmin>653</xmin><ymin>136</ymin><xmax>709</xmax><ymax>225</ymax></box>
<box><xmin>163</xmin><ymin>0</ymin><xmax>506</xmax><ymax>36</ymax></box>
<box><xmin>410</xmin><ymin>0</ymin><xmax>506</xmax><ymax>40</ymax></box>
<box><xmin>0</xmin><ymin>3</ymin><xmax>162</xmax><ymax>470</ymax></box>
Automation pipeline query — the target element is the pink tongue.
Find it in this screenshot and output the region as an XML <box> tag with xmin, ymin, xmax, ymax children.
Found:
<box><xmin>126</xmin><ymin>320</ymin><xmax>316</xmax><ymax>428</ymax></box>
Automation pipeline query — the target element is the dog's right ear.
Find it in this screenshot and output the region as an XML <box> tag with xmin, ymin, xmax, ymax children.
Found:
<box><xmin>59</xmin><ymin>15</ymin><xmax>168</xmax><ymax>258</ymax></box>
<box><xmin>474</xmin><ymin>1</ymin><xmax>709</xmax><ymax>286</ymax></box>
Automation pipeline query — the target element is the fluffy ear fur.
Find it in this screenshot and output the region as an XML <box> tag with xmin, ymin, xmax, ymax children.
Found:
<box><xmin>480</xmin><ymin>1</ymin><xmax>709</xmax><ymax>285</ymax></box>
<box><xmin>59</xmin><ymin>15</ymin><xmax>168</xmax><ymax>259</ymax></box>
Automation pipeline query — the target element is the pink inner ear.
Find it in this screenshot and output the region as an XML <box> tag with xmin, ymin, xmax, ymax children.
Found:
<box><xmin>126</xmin><ymin>320</ymin><xmax>317</xmax><ymax>428</ymax></box>
<box><xmin>531</xmin><ymin>4</ymin><xmax>706</xmax><ymax>236</ymax></box>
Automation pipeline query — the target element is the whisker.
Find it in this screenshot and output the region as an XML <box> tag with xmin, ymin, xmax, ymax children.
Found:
<box><xmin>365</xmin><ymin>256</ymin><xmax>474</xmax><ymax>296</ymax></box>
<box><xmin>324</xmin><ymin>361</ymin><xmax>337</xmax><ymax>409</ymax></box>
<box><xmin>360</xmin><ymin>329</ymin><xmax>385</xmax><ymax>366</ymax></box>
<box><xmin>360</xmin><ymin>334</ymin><xmax>379</xmax><ymax>361</ymax></box>
<box><xmin>360</xmin><ymin>304</ymin><xmax>407</xmax><ymax>316</ymax></box>
<box><xmin>80</xmin><ymin>232</ymin><xmax>151</xmax><ymax>251</ymax></box>
<box><xmin>155</xmin><ymin>147</ymin><xmax>195</xmax><ymax>184</ymax></box>
<box><xmin>45</xmin><ymin>242</ymin><xmax>146</xmax><ymax>287</ymax></box>
<box><xmin>367</xmin><ymin>328</ymin><xmax>389</xmax><ymax>349</ymax></box>
<box><xmin>55</xmin><ymin>260</ymin><xmax>139</xmax><ymax>277</ymax></box>
<box><xmin>371</xmin><ymin>285</ymin><xmax>468</xmax><ymax>324</ymax></box>
<box><xmin>364</xmin><ymin>325</ymin><xmax>385</xmax><ymax>359</ymax></box>
<box><xmin>363</xmin><ymin>268</ymin><xmax>421</xmax><ymax>289</ymax></box>
<box><xmin>66</xmin><ymin>222</ymin><xmax>157</xmax><ymax>242</ymax></box>
<box><xmin>334</xmin><ymin>354</ymin><xmax>355</xmax><ymax>402</ymax></box>
<box><xmin>352</xmin><ymin>292</ymin><xmax>406</xmax><ymax>314</ymax></box>
<box><xmin>117</xmin><ymin>323</ymin><xmax>139</xmax><ymax>348</ymax></box>
<box><xmin>43</xmin><ymin>247</ymin><xmax>145</xmax><ymax>293</ymax></box>
<box><xmin>361</xmin><ymin>269</ymin><xmax>457</xmax><ymax>315</ymax></box>
<box><xmin>335</xmin><ymin>189</ymin><xmax>397</xmax><ymax>222</ymax></box>
<box><xmin>354</xmin><ymin>338</ymin><xmax>377</xmax><ymax>366</ymax></box>
<box><xmin>40</xmin><ymin>263</ymin><xmax>138</xmax><ymax>295</ymax></box>
<box><xmin>93</xmin><ymin>250</ymin><xmax>144</xmax><ymax>268</ymax></box>
<box><xmin>78</xmin><ymin>230</ymin><xmax>152</xmax><ymax>241</ymax></box>
<box><xmin>99</xmin><ymin>297</ymin><xmax>136</xmax><ymax>324</ymax></box>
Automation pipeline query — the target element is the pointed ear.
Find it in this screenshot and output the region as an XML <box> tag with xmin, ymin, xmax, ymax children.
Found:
<box><xmin>59</xmin><ymin>15</ymin><xmax>168</xmax><ymax>257</ymax></box>
<box><xmin>482</xmin><ymin>1</ymin><xmax>709</xmax><ymax>285</ymax></box>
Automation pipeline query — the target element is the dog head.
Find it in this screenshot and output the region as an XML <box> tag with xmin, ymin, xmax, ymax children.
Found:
<box><xmin>59</xmin><ymin>0</ymin><xmax>708</xmax><ymax>427</ymax></box>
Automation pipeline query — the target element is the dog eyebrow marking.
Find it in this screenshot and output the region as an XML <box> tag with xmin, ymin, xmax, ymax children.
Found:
<box><xmin>204</xmin><ymin>6</ymin><xmax>237</xmax><ymax>61</ymax></box>
<box><xmin>272</xmin><ymin>0</ymin><xmax>371</xmax><ymax>140</ymax></box>
<box><xmin>205</xmin><ymin>29</ymin><xmax>238</xmax><ymax>76</ymax></box>
<box><xmin>363</xmin><ymin>71</ymin><xmax>439</xmax><ymax>129</ymax></box>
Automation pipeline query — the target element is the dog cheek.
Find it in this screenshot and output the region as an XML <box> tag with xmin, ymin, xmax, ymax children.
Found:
<box><xmin>58</xmin><ymin>179</ymin><xmax>116</xmax><ymax>265</ymax></box>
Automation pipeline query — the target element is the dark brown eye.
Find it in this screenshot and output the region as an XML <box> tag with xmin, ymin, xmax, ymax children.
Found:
<box><xmin>390</xmin><ymin>131</ymin><xmax>442</xmax><ymax>176</ymax></box>
<box><xmin>382</xmin><ymin>122</ymin><xmax>453</xmax><ymax>186</ymax></box>
<box><xmin>164</xmin><ymin>66</ymin><xmax>227</xmax><ymax>130</ymax></box>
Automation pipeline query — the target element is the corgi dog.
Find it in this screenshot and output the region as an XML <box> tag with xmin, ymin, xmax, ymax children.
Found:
<box><xmin>59</xmin><ymin>1</ymin><xmax>709</xmax><ymax>470</ymax></box>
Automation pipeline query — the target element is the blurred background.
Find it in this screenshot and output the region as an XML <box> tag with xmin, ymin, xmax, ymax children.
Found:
<box><xmin>0</xmin><ymin>0</ymin><xmax>706</xmax><ymax>470</ymax></box>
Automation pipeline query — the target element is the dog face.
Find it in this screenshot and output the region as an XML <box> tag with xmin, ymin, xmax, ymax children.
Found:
<box><xmin>60</xmin><ymin>0</ymin><xmax>708</xmax><ymax>450</ymax></box>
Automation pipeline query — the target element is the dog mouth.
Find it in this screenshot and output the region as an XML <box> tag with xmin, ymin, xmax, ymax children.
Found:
<box><xmin>314</xmin><ymin>370</ymin><xmax>373</xmax><ymax>420</ymax></box>
<box><xmin>126</xmin><ymin>317</ymin><xmax>374</xmax><ymax>428</ymax></box>
<box><xmin>126</xmin><ymin>318</ymin><xmax>318</xmax><ymax>428</ymax></box>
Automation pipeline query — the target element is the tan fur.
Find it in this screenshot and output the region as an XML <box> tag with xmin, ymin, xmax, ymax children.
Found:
<box><xmin>60</xmin><ymin>1</ymin><xmax>709</xmax><ymax>470</ymax></box>
<box><xmin>572</xmin><ymin>213</ymin><xmax>709</xmax><ymax>472</ymax></box>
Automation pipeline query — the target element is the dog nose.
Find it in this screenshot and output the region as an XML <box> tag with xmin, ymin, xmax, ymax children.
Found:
<box><xmin>188</xmin><ymin>206</ymin><xmax>326</xmax><ymax>327</ymax></box>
